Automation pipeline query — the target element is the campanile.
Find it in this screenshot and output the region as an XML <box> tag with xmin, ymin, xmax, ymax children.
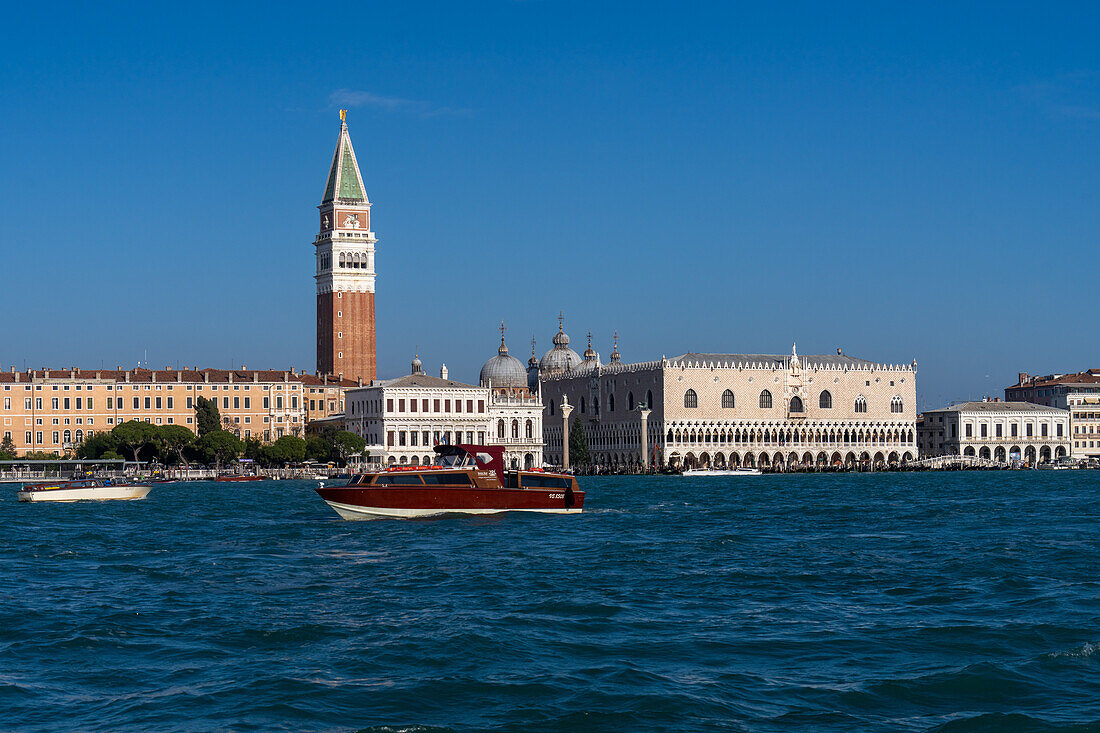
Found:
<box><xmin>315</xmin><ymin>110</ymin><xmax>377</xmax><ymax>383</ymax></box>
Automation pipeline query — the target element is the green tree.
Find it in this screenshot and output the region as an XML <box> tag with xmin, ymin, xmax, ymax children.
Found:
<box><xmin>569</xmin><ymin>417</ymin><xmax>591</xmax><ymax>466</ymax></box>
<box><xmin>194</xmin><ymin>396</ymin><xmax>221</xmax><ymax>437</ymax></box>
<box><xmin>23</xmin><ymin>451</ymin><xmax>61</xmax><ymax>460</ymax></box>
<box><xmin>0</xmin><ymin>434</ymin><xmax>16</xmax><ymax>460</ymax></box>
<box><xmin>305</xmin><ymin>434</ymin><xmax>333</xmax><ymax>463</ymax></box>
<box><xmin>263</xmin><ymin>435</ymin><xmax>308</xmax><ymax>465</ymax></box>
<box><xmin>242</xmin><ymin>437</ymin><xmax>265</xmax><ymax>464</ymax></box>
<box><xmin>199</xmin><ymin>430</ymin><xmax>243</xmax><ymax>471</ymax></box>
<box><xmin>112</xmin><ymin>420</ymin><xmax>159</xmax><ymax>464</ymax></box>
<box><xmin>158</xmin><ymin>424</ymin><xmax>196</xmax><ymax>467</ymax></box>
<box><xmin>76</xmin><ymin>431</ymin><xmax>121</xmax><ymax>460</ymax></box>
<box><xmin>333</xmin><ymin>431</ymin><xmax>366</xmax><ymax>465</ymax></box>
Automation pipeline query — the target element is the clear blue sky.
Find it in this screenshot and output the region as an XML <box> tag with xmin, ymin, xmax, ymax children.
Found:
<box><xmin>2</xmin><ymin>2</ymin><xmax>1097</xmax><ymax>409</ymax></box>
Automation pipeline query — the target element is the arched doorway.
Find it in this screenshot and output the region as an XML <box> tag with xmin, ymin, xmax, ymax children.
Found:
<box><xmin>978</xmin><ymin>447</ymin><xmax>991</xmax><ymax>460</ymax></box>
<box><xmin>1024</xmin><ymin>446</ymin><xmax>1036</xmax><ymax>465</ymax></box>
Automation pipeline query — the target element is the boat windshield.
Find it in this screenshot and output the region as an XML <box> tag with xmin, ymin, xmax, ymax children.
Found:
<box><xmin>437</xmin><ymin>452</ymin><xmax>471</xmax><ymax>468</ymax></box>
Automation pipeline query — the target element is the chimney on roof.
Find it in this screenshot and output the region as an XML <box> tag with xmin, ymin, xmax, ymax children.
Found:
<box><xmin>323</xmin><ymin>373</ymin><xmax>328</xmax><ymax>384</ymax></box>
<box><xmin>14</xmin><ymin>372</ymin><xmax>19</xmax><ymax>383</ymax></box>
<box><xmin>241</xmin><ymin>364</ymin><xmax>246</xmax><ymax>370</ymax></box>
<box><xmin>124</xmin><ymin>371</ymin><xmax>130</xmax><ymax>382</ymax></box>
<box><xmin>203</xmin><ymin>371</ymin><xmax>209</xmax><ymax>383</ymax></box>
<box><xmin>151</xmin><ymin>371</ymin><xmax>156</xmax><ymax>383</ymax></box>
<box><xmin>70</xmin><ymin>369</ymin><xmax>76</xmax><ymax>378</ymax></box>
<box><xmin>253</xmin><ymin>372</ymin><xmax>258</xmax><ymax>383</ymax></box>
<box><xmin>228</xmin><ymin>372</ymin><xmax>234</xmax><ymax>383</ymax></box>
<box><xmin>284</xmin><ymin>371</ymin><xmax>289</xmax><ymax>382</ymax></box>
<box><xmin>44</xmin><ymin>369</ymin><xmax>50</xmax><ymax>379</ymax></box>
<box><xmin>357</xmin><ymin>376</ymin><xmax>362</xmax><ymax>386</ymax></box>
<box><xmin>338</xmin><ymin>372</ymin><xmax>343</xmax><ymax>381</ymax></box>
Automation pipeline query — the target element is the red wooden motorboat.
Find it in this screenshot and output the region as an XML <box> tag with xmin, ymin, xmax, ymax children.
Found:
<box><xmin>315</xmin><ymin>444</ymin><xmax>584</xmax><ymax>520</ymax></box>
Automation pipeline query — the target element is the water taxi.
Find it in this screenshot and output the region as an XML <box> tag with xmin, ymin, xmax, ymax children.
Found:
<box><xmin>681</xmin><ymin>467</ymin><xmax>763</xmax><ymax>477</ymax></box>
<box><xmin>17</xmin><ymin>478</ymin><xmax>152</xmax><ymax>502</ymax></box>
<box><xmin>315</xmin><ymin>444</ymin><xmax>584</xmax><ymax>519</ymax></box>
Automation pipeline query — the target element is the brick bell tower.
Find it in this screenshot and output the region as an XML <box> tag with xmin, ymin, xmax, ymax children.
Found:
<box><xmin>315</xmin><ymin>110</ymin><xmax>377</xmax><ymax>383</ymax></box>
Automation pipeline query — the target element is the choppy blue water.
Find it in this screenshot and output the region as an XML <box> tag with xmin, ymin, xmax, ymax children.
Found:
<box><xmin>3</xmin><ymin>472</ymin><xmax>1100</xmax><ymax>731</ymax></box>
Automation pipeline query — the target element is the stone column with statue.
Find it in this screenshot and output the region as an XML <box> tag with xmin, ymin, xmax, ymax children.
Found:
<box><xmin>561</xmin><ymin>395</ymin><xmax>573</xmax><ymax>470</ymax></box>
<box><xmin>638</xmin><ymin>404</ymin><xmax>652</xmax><ymax>471</ymax></box>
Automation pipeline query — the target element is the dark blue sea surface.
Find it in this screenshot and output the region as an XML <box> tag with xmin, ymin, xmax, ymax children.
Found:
<box><xmin>3</xmin><ymin>472</ymin><xmax>1100</xmax><ymax>732</ymax></box>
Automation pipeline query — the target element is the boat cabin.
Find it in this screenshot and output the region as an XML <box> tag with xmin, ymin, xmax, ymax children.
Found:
<box><xmin>346</xmin><ymin>444</ymin><xmax>576</xmax><ymax>491</ymax></box>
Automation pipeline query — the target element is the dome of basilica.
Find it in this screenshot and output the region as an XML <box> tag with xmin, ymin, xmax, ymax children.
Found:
<box><xmin>540</xmin><ymin>323</ymin><xmax>582</xmax><ymax>373</ymax></box>
<box><xmin>480</xmin><ymin>338</ymin><xmax>528</xmax><ymax>389</ymax></box>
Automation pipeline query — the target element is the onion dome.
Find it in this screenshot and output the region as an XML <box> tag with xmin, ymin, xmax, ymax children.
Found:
<box><xmin>480</xmin><ymin>325</ymin><xmax>528</xmax><ymax>389</ymax></box>
<box><xmin>540</xmin><ymin>316</ymin><xmax>582</xmax><ymax>373</ymax></box>
<box><xmin>583</xmin><ymin>331</ymin><xmax>597</xmax><ymax>361</ymax></box>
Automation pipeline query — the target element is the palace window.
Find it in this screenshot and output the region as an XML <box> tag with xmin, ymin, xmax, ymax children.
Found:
<box><xmin>722</xmin><ymin>390</ymin><xmax>735</xmax><ymax>409</ymax></box>
<box><xmin>609</xmin><ymin>394</ymin><xmax>615</xmax><ymax>412</ymax></box>
<box><xmin>819</xmin><ymin>390</ymin><xmax>832</xmax><ymax>409</ymax></box>
<box><xmin>789</xmin><ymin>396</ymin><xmax>803</xmax><ymax>413</ymax></box>
<box><xmin>855</xmin><ymin>396</ymin><xmax>868</xmax><ymax>413</ymax></box>
<box><xmin>498</xmin><ymin>420</ymin><xmax>506</xmax><ymax>438</ymax></box>
<box><xmin>627</xmin><ymin>392</ymin><xmax>635</xmax><ymax>411</ymax></box>
<box><xmin>684</xmin><ymin>389</ymin><xmax>698</xmax><ymax>408</ymax></box>
<box><xmin>890</xmin><ymin>396</ymin><xmax>903</xmax><ymax>413</ymax></box>
<box><xmin>760</xmin><ymin>390</ymin><xmax>772</xmax><ymax>409</ymax></box>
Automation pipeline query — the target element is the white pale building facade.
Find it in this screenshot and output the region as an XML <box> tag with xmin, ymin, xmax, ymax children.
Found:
<box><xmin>343</xmin><ymin>335</ymin><xmax>544</xmax><ymax>469</ymax></box>
<box><xmin>917</xmin><ymin>401</ymin><xmax>1069</xmax><ymax>465</ymax></box>
<box><xmin>537</xmin><ymin>328</ymin><xmax>917</xmax><ymax>470</ymax></box>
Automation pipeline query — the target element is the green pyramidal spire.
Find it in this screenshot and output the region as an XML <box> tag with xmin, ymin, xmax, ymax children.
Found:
<box><xmin>322</xmin><ymin>112</ymin><xmax>368</xmax><ymax>203</ymax></box>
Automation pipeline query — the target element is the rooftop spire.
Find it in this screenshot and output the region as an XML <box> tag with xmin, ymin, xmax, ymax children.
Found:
<box><xmin>322</xmin><ymin>111</ymin><xmax>368</xmax><ymax>203</ymax></box>
<box><xmin>498</xmin><ymin>320</ymin><xmax>509</xmax><ymax>356</ymax></box>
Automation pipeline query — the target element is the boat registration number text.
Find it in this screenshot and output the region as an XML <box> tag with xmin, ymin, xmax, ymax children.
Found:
<box><xmin>548</xmin><ymin>493</ymin><xmax>565</xmax><ymax>499</ymax></box>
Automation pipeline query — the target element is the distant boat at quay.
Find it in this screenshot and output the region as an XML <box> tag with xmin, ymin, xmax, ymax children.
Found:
<box><xmin>681</xmin><ymin>467</ymin><xmax>763</xmax><ymax>477</ymax></box>
<box><xmin>17</xmin><ymin>479</ymin><xmax>152</xmax><ymax>502</ymax></box>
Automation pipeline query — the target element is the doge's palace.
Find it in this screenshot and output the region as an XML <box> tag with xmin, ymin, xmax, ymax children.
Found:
<box><xmin>539</xmin><ymin>337</ymin><xmax>917</xmax><ymax>470</ymax></box>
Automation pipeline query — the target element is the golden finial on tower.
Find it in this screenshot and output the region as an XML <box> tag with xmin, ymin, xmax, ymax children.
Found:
<box><xmin>339</xmin><ymin>109</ymin><xmax>347</xmax><ymax>123</ymax></box>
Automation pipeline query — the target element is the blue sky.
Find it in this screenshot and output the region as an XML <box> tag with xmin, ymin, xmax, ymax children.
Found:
<box><xmin>2</xmin><ymin>2</ymin><xmax>1097</xmax><ymax>409</ymax></box>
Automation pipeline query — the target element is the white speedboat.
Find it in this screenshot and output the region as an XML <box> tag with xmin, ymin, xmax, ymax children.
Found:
<box><xmin>682</xmin><ymin>467</ymin><xmax>762</xmax><ymax>477</ymax></box>
<box><xmin>17</xmin><ymin>479</ymin><xmax>152</xmax><ymax>502</ymax></box>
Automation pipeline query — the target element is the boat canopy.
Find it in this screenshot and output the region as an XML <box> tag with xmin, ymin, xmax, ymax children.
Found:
<box><xmin>434</xmin><ymin>444</ymin><xmax>506</xmax><ymax>482</ymax></box>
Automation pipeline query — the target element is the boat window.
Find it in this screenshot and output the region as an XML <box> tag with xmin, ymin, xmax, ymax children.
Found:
<box><xmin>521</xmin><ymin>474</ymin><xmax>572</xmax><ymax>489</ymax></box>
<box><xmin>373</xmin><ymin>474</ymin><xmax>425</xmax><ymax>485</ymax></box>
<box><xmin>421</xmin><ymin>472</ymin><xmax>472</xmax><ymax>486</ymax></box>
<box><xmin>436</xmin><ymin>453</ymin><xmax>470</xmax><ymax>468</ymax></box>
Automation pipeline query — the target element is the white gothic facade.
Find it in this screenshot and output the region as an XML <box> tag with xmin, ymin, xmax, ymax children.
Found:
<box><xmin>539</xmin><ymin>340</ymin><xmax>918</xmax><ymax>470</ymax></box>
